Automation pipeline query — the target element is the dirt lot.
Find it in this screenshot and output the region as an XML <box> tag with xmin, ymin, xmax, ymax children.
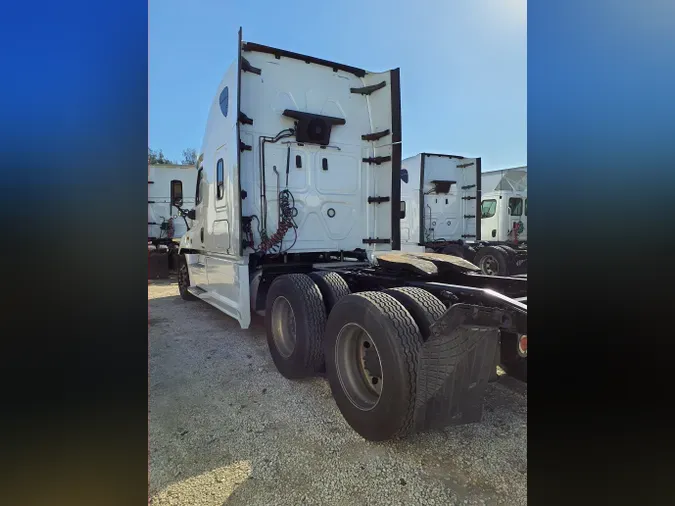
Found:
<box><xmin>149</xmin><ymin>278</ymin><xmax>527</xmax><ymax>506</ymax></box>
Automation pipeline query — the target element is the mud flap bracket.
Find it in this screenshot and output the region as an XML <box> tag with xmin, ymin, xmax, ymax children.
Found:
<box><xmin>413</xmin><ymin>303</ymin><xmax>513</xmax><ymax>430</ymax></box>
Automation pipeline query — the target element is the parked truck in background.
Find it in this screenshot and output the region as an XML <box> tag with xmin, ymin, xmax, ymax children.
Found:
<box><xmin>148</xmin><ymin>163</ymin><xmax>197</xmax><ymax>241</ymax></box>
<box><xmin>480</xmin><ymin>166</ymin><xmax>527</xmax><ymax>242</ymax></box>
<box><xmin>400</xmin><ymin>153</ymin><xmax>527</xmax><ymax>276</ymax></box>
<box><xmin>174</xmin><ymin>29</ymin><xmax>527</xmax><ymax>441</ymax></box>
<box><xmin>148</xmin><ymin>164</ymin><xmax>197</xmax><ymax>278</ymax></box>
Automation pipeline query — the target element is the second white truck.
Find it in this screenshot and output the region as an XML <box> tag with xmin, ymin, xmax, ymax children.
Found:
<box><xmin>148</xmin><ymin>163</ymin><xmax>197</xmax><ymax>241</ymax></box>
<box><xmin>400</xmin><ymin>153</ymin><xmax>527</xmax><ymax>276</ymax></box>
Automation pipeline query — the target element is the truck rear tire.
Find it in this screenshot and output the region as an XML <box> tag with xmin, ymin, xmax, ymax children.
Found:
<box><xmin>324</xmin><ymin>292</ymin><xmax>422</xmax><ymax>441</ymax></box>
<box><xmin>474</xmin><ymin>246</ymin><xmax>509</xmax><ymax>276</ymax></box>
<box><xmin>265</xmin><ymin>274</ymin><xmax>327</xmax><ymax>379</ymax></box>
<box><xmin>308</xmin><ymin>271</ymin><xmax>351</xmax><ymax>314</ymax></box>
<box><xmin>383</xmin><ymin>287</ymin><xmax>446</xmax><ymax>341</ymax></box>
<box><xmin>497</xmin><ymin>244</ymin><xmax>517</xmax><ymax>256</ymax></box>
<box><xmin>177</xmin><ymin>256</ymin><xmax>198</xmax><ymax>301</ymax></box>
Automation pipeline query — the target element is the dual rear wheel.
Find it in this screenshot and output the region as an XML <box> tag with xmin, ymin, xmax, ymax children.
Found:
<box><xmin>264</xmin><ymin>273</ymin><xmax>448</xmax><ymax>440</ymax></box>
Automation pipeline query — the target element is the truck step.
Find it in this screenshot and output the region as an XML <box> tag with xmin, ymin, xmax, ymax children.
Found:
<box><xmin>187</xmin><ymin>286</ymin><xmax>207</xmax><ymax>297</ymax></box>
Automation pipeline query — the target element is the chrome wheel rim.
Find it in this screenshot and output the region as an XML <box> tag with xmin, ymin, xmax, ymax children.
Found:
<box><xmin>270</xmin><ymin>296</ymin><xmax>296</xmax><ymax>358</ymax></box>
<box><xmin>335</xmin><ymin>323</ymin><xmax>383</xmax><ymax>411</ymax></box>
<box><xmin>480</xmin><ymin>255</ymin><xmax>499</xmax><ymax>275</ymax></box>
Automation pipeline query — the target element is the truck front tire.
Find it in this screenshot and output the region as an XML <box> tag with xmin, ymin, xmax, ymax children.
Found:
<box><xmin>324</xmin><ymin>292</ymin><xmax>422</xmax><ymax>441</ymax></box>
<box><xmin>177</xmin><ymin>257</ymin><xmax>198</xmax><ymax>301</ymax></box>
<box><xmin>265</xmin><ymin>274</ymin><xmax>327</xmax><ymax>379</ymax></box>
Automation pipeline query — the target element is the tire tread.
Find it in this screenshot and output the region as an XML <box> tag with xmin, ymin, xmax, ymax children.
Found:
<box><xmin>347</xmin><ymin>291</ymin><xmax>421</xmax><ymax>438</ymax></box>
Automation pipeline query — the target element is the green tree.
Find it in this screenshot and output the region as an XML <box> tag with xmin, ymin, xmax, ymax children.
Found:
<box><xmin>148</xmin><ymin>147</ymin><xmax>173</xmax><ymax>165</ymax></box>
<box><xmin>181</xmin><ymin>148</ymin><xmax>197</xmax><ymax>165</ymax></box>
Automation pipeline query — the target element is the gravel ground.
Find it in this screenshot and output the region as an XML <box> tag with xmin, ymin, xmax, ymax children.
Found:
<box><xmin>149</xmin><ymin>277</ymin><xmax>527</xmax><ymax>506</ymax></box>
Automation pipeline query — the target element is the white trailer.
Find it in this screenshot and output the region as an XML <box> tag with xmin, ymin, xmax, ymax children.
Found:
<box><xmin>400</xmin><ymin>154</ymin><xmax>527</xmax><ymax>276</ymax></box>
<box><xmin>175</xmin><ymin>29</ymin><xmax>527</xmax><ymax>441</ymax></box>
<box><xmin>148</xmin><ymin>164</ymin><xmax>197</xmax><ymax>241</ymax></box>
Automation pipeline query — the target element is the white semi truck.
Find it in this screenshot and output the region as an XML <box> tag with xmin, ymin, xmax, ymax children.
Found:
<box><xmin>148</xmin><ymin>163</ymin><xmax>197</xmax><ymax>241</ymax></box>
<box><xmin>148</xmin><ymin>164</ymin><xmax>197</xmax><ymax>278</ymax></box>
<box><xmin>174</xmin><ymin>29</ymin><xmax>527</xmax><ymax>441</ymax></box>
<box><xmin>400</xmin><ymin>154</ymin><xmax>527</xmax><ymax>276</ymax></box>
<box><xmin>481</xmin><ymin>166</ymin><xmax>527</xmax><ymax>242</ymax></box>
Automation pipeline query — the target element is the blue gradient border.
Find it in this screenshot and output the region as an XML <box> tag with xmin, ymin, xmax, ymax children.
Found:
<box><xmin>0</xmin><ymin>2</ymin><xmax>149</xmax><ymax>505</ymax></box>
<box><xmin>529</xmin><ymin>2</ymin><xmax>674</xmax><ymax>505</ymax></box>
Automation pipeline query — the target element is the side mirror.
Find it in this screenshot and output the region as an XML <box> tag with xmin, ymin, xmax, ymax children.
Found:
<box><xmin>170</xmin><ymin>180</ymin><xmax>183</xmax><ymax>207</ymax></box>
<box><xmin>187</xmin><ymin>209</ymin><xmax>196</xmax><ymax>220</ymax></box>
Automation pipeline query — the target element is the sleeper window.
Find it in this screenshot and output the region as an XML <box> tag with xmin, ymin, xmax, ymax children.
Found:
<box><xmin>195</xmin><ymin>167</ymin><xmax>204</xmax><ymax>205</ymax></box>
<box><xmin>219</xmin><ymin>87</ymin><xmax>229</xmax><ymax>117</ymax></box>
<box><xmin>170</xmin><ymin>180</ymin><xmax>183</xmax><ymax>206</ymax></box>
<box><xmin>216</xmin><ymin>159</ymin><xmax>224</xmax><ymax>200</ymax></box>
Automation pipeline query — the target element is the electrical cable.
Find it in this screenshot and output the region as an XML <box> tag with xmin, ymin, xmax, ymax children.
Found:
<box><xmin>257</xmin><ymin>188</ymin><xmax>297</xmax><ymax>253</ymax></box>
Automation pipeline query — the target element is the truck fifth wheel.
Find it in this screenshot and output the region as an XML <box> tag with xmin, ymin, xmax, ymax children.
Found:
<box><xmin>176</xmin><ymin>28</ymin><xmax>527</xmax><ymax>441</ymax></box>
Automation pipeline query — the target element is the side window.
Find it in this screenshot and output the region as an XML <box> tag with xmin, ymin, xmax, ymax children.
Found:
<box><xmin>400</xmin><ymin>201</ymin><xmax>406</xmax><ymax>219</ymax></box>
<box><xmin>195</xmin><ymin>167</ymin><xmax>204</xmax><ymax>205</ymax></box>
<box><xmin>219</xmin><ymin>87</ymin><xmax>229</xmax><ymax>117</ymax></box>
<box><xmin>481</xmin><ymin>199</ymin><xmax>497</xmax><ymax>218</ymax></box>
<box><xmin>508</xmin><ymin>197</ymin><xmax>523</xmax><ymax>216</ymax></box>
<box><xmin>170</xmin><ymin>180</ymin><xmax>183</xmax><ymax>206</ymax></box>
<box><xmin>524</xmin><ymin>198</ymin><xmax>527</xmax><ymax>216</ymax></box>
<box><xmin>400</xmin><ymin>168</ymin><xmax>409</xmax><ymax>184</ymax></box>
<box><xmin>216</xmin><ymin>159</ymin><xmax>224</xmax><ymax>200</ymax></box>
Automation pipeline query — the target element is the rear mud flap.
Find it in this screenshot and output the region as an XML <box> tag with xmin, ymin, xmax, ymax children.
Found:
<box><xmin>413</xmin><ymin>303</ymin><xmax>511</xmax><ymax>430</ymax></box>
